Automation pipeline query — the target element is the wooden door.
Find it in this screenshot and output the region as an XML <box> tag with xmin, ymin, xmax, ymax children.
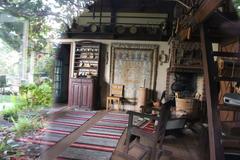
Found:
<box><xmin>81</xmin><ymin>79</ymin><xmax>94</xmax><ymax>109</ymax></box>
<box><xmin>69</xmin><ymin>78</ymin><xmax>82</xmax><ymax>107</ymax></box>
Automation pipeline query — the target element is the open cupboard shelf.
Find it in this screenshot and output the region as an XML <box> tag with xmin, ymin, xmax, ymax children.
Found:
<box><xmin>73</xmin><ymin>41</ymin><xmax>101</xmax><ymax>78</ymax></box>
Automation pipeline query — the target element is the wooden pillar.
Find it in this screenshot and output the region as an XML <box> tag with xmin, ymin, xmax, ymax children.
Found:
<box><xmin>200</xmin><ymin>24</ymin><xmax>224</xmax><ymax>160</ymax></box>
<box><xmin>110</xmin><ymin>0</ymin><xmax>117</xmax><ymax>32</ymax></box>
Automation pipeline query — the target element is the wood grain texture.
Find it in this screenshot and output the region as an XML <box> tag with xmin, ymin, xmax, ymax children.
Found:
<box><xmin>200</xmin><ymin>24</ymin><xmax>224</xmax><ymax>160</ymax></box>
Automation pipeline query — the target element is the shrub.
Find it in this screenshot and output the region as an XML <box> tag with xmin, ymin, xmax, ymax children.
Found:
<box><xmin>33</xmin><ymin>82</ymin><xmax>53</xmax><ymax>106</ymax></box>
<box><xmin>12</xmin><ymin>117</ymin><xmax>42</xmax><ymax>137</ymax></box>
<box><xmin>19</xmin><ymin>81</ymin><xmax>53</xmax><ymax>108</ymax></box>
<box><xmin>1</xmin><ymin>106</ymin><xmax>19</xmax><ymax>122</ymax></box>
<box><xmin>0</xmin><ymin>136</ymin><xmax>11</xmax><ymax>155</ymax></box>
<box><xmin>14</xmin><ymin>98</ymin><xmax>28</xmax><ymax>110</ymax></box>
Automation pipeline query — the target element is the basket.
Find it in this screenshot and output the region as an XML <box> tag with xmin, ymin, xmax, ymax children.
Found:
<box><xmin>176</xmin><ymin>97</ymin><xmax>199</xmax><ymax>118</ymax></box>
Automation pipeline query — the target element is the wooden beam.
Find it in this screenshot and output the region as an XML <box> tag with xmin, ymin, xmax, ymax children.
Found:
<box><xmin>178</xmin><ymin>0</ymin><xmax>224</xmax><ymax>40</ymax></box>
<box><xmin>194</xmin><ymin>0</ymin><xmax>223</xmax><ymax>24</ymax></box>
<box><xmin>178</xmin><ymin>27</ymin><xmax>191</xmax><ymax>40</ymax></box>
<box><xmin>200</xmin><ymin>24</ymin><xmax>224</xmax><ymax>160</ymax></box>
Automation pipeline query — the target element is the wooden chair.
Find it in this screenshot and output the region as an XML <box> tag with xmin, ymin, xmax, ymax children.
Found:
<box><xmin>112</xmin><ymin>139</ymin><xmax>151</xmax><ymax>160</ymax></box>
<box><xmin>112</xmin><ymin>100</ymin><xmax>173</xmax><ymax>160</ymax></box>
<box><xmin>106</xmin><ymin>84</ymin><xmax>124</xmax><ymax>111</ymax></box>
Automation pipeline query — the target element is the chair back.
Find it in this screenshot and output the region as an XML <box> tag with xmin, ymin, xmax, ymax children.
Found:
<box><xmin>110</xmin><ymin>84</ymin><xmax>124</xmax><ymax>97</ymax></box>
<box><xmin>156</xmin><ymin>103</ymin><xmax>171</xmax><ymax>131</ymax></box>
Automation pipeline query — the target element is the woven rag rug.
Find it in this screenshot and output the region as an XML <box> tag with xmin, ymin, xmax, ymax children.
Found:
<box><xmin>57</xmin><ymin>112</ymin><xmax>129</xmax><ymax>160</ymax></box>
<box><xmin>16</xmin><ymin>110</ymin><xmax>96</xmax><ymax>154</ymax></box>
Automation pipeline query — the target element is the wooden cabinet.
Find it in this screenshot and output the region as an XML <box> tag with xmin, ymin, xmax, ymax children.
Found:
<box><xmin>69</xmin><ymin>41</ymin><xmax>101</xmax><ymax>110</ymax></box>
<box><xmin>69</xmin><ymin>78</ymin><xmax>96</xmax><ymax>110</ymax></box>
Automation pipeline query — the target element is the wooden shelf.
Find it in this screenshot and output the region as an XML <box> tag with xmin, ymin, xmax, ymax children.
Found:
<box><xmin>74</xmin><ymin>58</ymin><xmax>99</xmax><ymax>61</ymax></box>
<box><xmin>212</xmin><ymin>51</ymin><xmax>240</xmax><ymax>58</ymax></box>
<box><xmin>217</xmin><ymin>76</ymin><xmax>240</xmax><ymax>82</ymax></box>
<box><xmin>74</xmin><ymin>66</ymin><xmax>98</xmax><ymax>69</ymax></box>
<box><xmin>219</xmin><ymin>104</ymin><xmax>240</xmax><ymax>111</ymax></box>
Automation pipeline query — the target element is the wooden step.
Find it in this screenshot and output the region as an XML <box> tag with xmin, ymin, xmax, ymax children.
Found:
<box><xmin>217</xmin><ymin>76</ymin><xmax>240</xmax><ymax>82</ymax></box>
<box><xmin>212</xmin><ymin>52</ymin><xmax>240</xmax><ymax>58</ymax></box>
<box><xmin>219</xmin><ymin>104</ymin><xmax>240</xmax><ymax>112</ymax></box>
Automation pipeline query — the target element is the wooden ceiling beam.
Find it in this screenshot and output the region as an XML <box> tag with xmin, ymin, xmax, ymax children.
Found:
<box><xmin>90</xmin><ymin>0</ymin><xmax>175</xmax><ymax>14</ymax></box>
<box><xmin>177</xmin><ymin>0</ymin><xmax>224</xmax><ymax>40</ymax></box>
<box><xmin>194</xmin><ymin>0</ymin><xmax>224</xmax><ymax>24</ymax></box>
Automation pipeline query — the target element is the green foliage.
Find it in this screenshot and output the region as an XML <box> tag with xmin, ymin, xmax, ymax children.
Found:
<box><xmin>33</xmin><ymin>82</ymin><xmax>53</xmax><ymax>106</ymax></box>
<box><xmin>0</xmin><ymin>141</ymin><xmax>9</xmax><ymax>155</ymax></box>
<box><xmin>12</xmin><ymin>116</ymin><xmax>42</xmax><ymax>137</ymax></box>
<box><xmin>34</xmin><ymin>54</ymin><xmax>55</xmax><ymax>80</ymax></box>
<box><xmin>0</xmin><ymin>95</ymin><xmax>12</xmax><ymax>103</ymax></box>
<box><xmin>0</xmin><ymin>126</ymin><xmax>30</xmax><ymax>158</ymax></box>
<box><xmin>0</xmin><ymin>22</ymin><xmax>24</xmax><ymax>52</ymax></box>
<box><xmin>1</xmin><ymin>106</ymin><xmax>19</xmax><ymax>122</ymax></box>
<box><xmin>14</xmin><ymin>98</ymin><xmax>28</xmax><ymax>111</ymax></box>
<box><xmin>0</xmin><ymin>0</ymin><xmax>93</xmax><ymax>52</ymax></box>
<box><xmin>1</xmin><ymin>81</ymin><xmax>52</xmax><ymax>123</ymax></box>
<box><xmin>0</xmin><ymin>0</ymin><xmax>63</xmax><ymax>53</ymax></box>
<box><xmin>28</xmin><ymin>18</ymin><xmax>52</xmax><ymax>53</ymax></box>
<box><xmin>0</xmin><ymin>96</ymin><xmax>27</xmax><ymax>122</ymax></box>
<box><xmin>0</xmin><ymin>133</ymin><xmax>11</xmax><ymax>155</ymax></box>
<box><xmin>19</xmin><ymin>81</ymin><xmax>53</xmax><ymax>108</ymax></box>
<box><xmin>233</xmin><ymin>0</ymin><xmax>240</xmax><ymax>15</ymax></box>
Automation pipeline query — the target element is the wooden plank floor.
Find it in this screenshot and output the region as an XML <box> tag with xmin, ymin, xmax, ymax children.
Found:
<box><xmin>39</xmin><ymin>110</ymin><xmax>202</xmax><ymax>160</ymax></box>
<box><xmin>114</xmin><ymin>129</ymin><xmax>202</xmax><ymax>160</ymax></box>
<box><xmin>162</xmin><ymin>130</ymin><xmax>201</xmax><ymax>160</ymax></box>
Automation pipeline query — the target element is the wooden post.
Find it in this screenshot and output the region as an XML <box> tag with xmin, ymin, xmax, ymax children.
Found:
<box><xmin>200</xmin><ymin>24</ymin><xmax>224</xmax><ymax>160</ymax></box>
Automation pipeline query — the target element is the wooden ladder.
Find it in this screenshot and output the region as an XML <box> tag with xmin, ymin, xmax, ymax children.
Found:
<box><xmin>200</xmin><ymin>24</ymin><xmax>240</xmax><ymax>160</ymax></box>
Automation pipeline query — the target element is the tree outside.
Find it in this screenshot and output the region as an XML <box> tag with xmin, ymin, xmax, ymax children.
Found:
<box><xmin>0</xmin><ymin>0</ymin><xmax>93</xmax><ymax>100</ymax></box>
<box><xmin>234</xmin><ymin>0</ymin><xmax>240</xmax><ymax>14</ymax></box>
<box><xmin>0</xmin><ymin>1</ymin><xmax>95</xmax><ymax>158</ymax></box>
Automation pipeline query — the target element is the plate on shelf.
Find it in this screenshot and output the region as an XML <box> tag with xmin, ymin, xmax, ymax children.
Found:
<box><xmin>90</xmin><ymin>24</ymin><xmax>98</xmax><ymax>32</ymax></box>
<box><xmin>84</xmin><ymin>62</ymin><xmax>91</xmax><ymax>67</ymax></box>
<box><xmin>80</xmin><ymin>53</ymin><xmax>88</xmax><ymax>59</ymax></box>
<box><xmin>87</xmin><ymin>53</ymin><xmax>94</xmax><ymax>59</ymax></box>
<box><xmin>79</xmin><ymin>61</ymin><xmax>84</xmax><ymax>67</ymax></box>
<box><xmin>129</xmin><ymin>25</ymin><xmax>137</xmax><ymax>34</ymax></box>
<box><xmin>94</xmin><ymin>55</ymin><xmax>99</xmax><ymax>59</ymax></box>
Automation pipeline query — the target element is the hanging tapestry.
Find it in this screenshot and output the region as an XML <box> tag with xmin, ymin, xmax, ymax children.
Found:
<box><xmin>110</xmin><ymin>43</ymin><xmax>158</xmax><ymax>102</ymax></box>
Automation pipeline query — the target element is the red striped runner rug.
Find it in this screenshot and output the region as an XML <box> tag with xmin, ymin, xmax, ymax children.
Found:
<box><xmin>58</xmin><ymin>112</ymin><xmax>129</xmax><ymax>160</ymax></box>
<box><xmin>16</xmin><ymin>110</ymin><xmax>96</xmax><ymax>156</ymax></box>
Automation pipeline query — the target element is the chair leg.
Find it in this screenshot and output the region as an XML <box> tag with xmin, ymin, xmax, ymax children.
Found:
<box><xmin>117</xmin><ymin>99</ymin><xmax>120</xmax><ymax>111</ymax></box>
<box><xmin>106</xmin><ymin>99</ymin><xmax>109</xmax><ymax>111</ymax></box>
<box><xmin>124</xmin><ymin>132</ymin><xmax>131</xmax><ymax>152</ymax></box>
<box><xmin>119</xmin><ymin>99</ymin><xmax>122</xmax><ymax>111</ymax></box>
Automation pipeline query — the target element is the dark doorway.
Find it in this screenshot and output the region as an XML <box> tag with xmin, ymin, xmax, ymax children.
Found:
<box><xmin>54</xmin><ymin>44</ymin><xmax>71</xmax><ymax>104</ymax></box>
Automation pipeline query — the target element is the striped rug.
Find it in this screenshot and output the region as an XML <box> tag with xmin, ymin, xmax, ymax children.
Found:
<box><xmin>57</xmin><ymin>112</ymin><xmax>129</xmax><ymax>160</ymax></box>
<box><xmin>140</xmin><ymin>121</ymin><xmax>156</xmax><ymax>133</ymax></box>
<box><xmin>16</xmin><ymin>110</ymin><xmax>96</xmax><ymax>153</ymax></box>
